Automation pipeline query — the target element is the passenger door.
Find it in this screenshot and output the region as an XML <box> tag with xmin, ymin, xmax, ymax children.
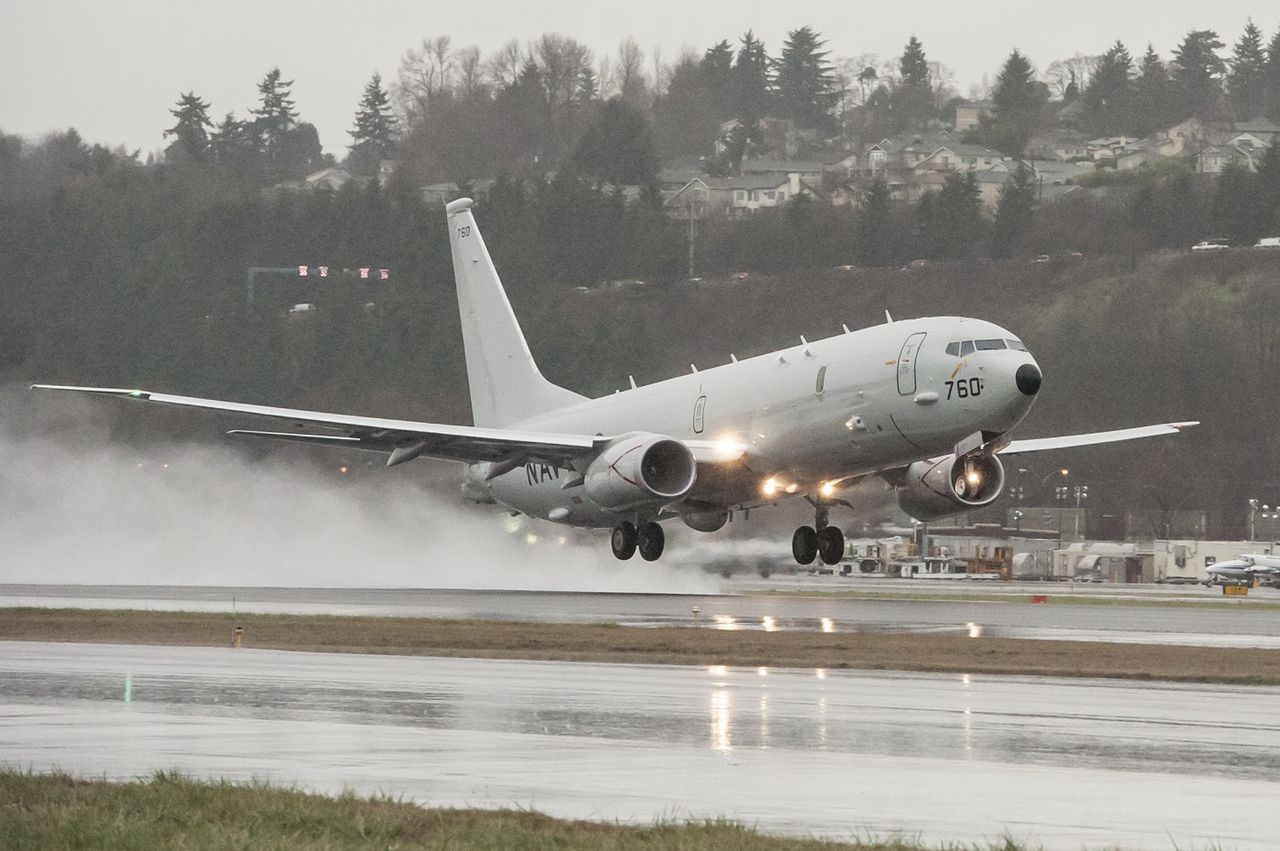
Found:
<box><xmin>897</xmin><ymin>332</ymin><xmax>927</xmax><ymax>396</ymax></box>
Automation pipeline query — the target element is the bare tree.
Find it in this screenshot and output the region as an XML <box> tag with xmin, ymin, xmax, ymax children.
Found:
<box><xmin>395</xmin><ymin>36</ymin><xmax>456</xmax><ymax>124</ymax></box>
<box><xmin>485</xmin><ymin>39</ymin><xmax>524</xmax><ymax>89</ymax></box>
<box><xmin>616</xmin><ymin>38</ymin><xmax>648</xmax><ymax>107</ymax></box>
<box><xmin>456</xmin><ymin>46</ymin><xmax>484</xmax><ymax>98</ymax></box>
<box><xmin>1044</xmin><ymin>53</ymin><xmax>1100</xmax><ymax>98</ymax></box>
<box><xmin>596</xmin><ymin>56</ymin><xmax>617</xmax><ymax>100</ymax></box>
<box><xmin>534</xmin><ymin>33</ymin><xmax>592</xmax><ymax>108</ymax></box>
<box><xmin>929</xmin><ymin>61</ymin><xmax>958</xmax><ymax>111</ymax></box>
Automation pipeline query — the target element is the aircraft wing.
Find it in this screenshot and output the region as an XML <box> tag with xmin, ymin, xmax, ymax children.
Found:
<box><xmin>29</xmin><ymin>385</ymin><xmax>598</xmax><ymax>467</ymax></box>
<box><xmin>997</xmin><ymin>421</ymin><xmax>1199</xmax><ymax>455</ymax></box>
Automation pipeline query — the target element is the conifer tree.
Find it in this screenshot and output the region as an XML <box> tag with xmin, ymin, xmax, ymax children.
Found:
<box><xmin>348</xmin><ymin>73</ymin><xmax>398</xmax><ymax>175</ymax></box>
<box><xmin>1083</xmin><ymin>41</ymin><xmax>1132</xmax><ymax>134</ymax></box>
<box><xmin>773</xmin><ymin>26</ymin><xmax>836</xmax><ymax>130</ymax></box>
<box><xmin>989</xmin><ymin>50</ymin><xmax>1046</xmax><ymax>155</ymax></box>
<box><xmin>1228</xmin><ymin>19</ymin><xmax>1268</xmax><ymax>119</ymax></box>
<box><xmin>1261</xmin><ymin>26</ymin><xmax>1280</xmax><ymax>120</ymax></box>
<box><xmin>854</xmin><ymin>177</ymin><xmax>891</xmax><ymax>266</ymax></box>
<box><xmin>990</xmin><ymin>164</ymin><xmax>1035</xmax><ymax>258</ymax></box>
<box><xmin>1171</xmin><ymin>30</ymin><xmax>1226</xmax><ymax>118</ymax></box>
<box><xmin>164</xmin><ymin>91</ymin><xmax>213</xmax><ymax>163</ymax></box>
<box><xmin>731</xmin><ymin>31</ymin><xmax>772</xmax><ymax>121</ymax></box>
<box><xmin>252</xmin><ymin>67</ymin><xmax>298</xmax><ymax>161</ymax></box>
<box><xmin>894</xmin><ymin>35</ymin><xmax>933</xmax><ymax>130</ymax></box>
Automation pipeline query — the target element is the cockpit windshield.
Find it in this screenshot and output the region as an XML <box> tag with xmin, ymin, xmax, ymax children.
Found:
<box><xmin>947</xmin><ymin>338</ymin><xmax>1019</xmax><ymax>356</ymax></box>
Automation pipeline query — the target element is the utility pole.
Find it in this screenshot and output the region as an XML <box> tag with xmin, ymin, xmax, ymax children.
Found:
<box><xmin>687</xmin><ymin>198</ymin><xmax>696</xmax><ymax>278</ymax></box>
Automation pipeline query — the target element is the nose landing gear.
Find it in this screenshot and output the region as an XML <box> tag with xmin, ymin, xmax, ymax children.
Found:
<box><xmin>792</xmin><ymin>500</ymin><xmax>846</xmax><ymax>566</ymax></box>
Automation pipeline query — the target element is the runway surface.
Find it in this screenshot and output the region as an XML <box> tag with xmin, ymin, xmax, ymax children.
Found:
<box><xmin>5</xmin><ymin>583</ymin><xmax>1280</xmax><ymax>648</ymax></box>
<box><xmin>2</xmin><ymin>640</ymin><xmax>1278</xmax><ymax>849</ymax></box>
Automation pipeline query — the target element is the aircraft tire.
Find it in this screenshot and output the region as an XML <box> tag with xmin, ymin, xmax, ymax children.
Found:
<box><xmin>817</xmin><ymin>526</ymin><xmax>844</xmax><ymax>565</ymax></box>
<box><xmin>637</xmin><ymin>521</ymin><xmax>665</xmax><ymax>561</ymax></box>
<box><xmin>792</xmin><ymin>526</ymin><xmax>818</xmax><ymax>565</ymax></box>
<box><xmin>611</xmin><ymin>522</ymin><xmax>638</xmax><ymax>560</ymax></box>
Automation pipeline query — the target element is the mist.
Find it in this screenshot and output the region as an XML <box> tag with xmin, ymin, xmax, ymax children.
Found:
<box><xmin>1</xmin><ymin>388</ymin><xmax>719</xmax><ymax>593</ymax></box>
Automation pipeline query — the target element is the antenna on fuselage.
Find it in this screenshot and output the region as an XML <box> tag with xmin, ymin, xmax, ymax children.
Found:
<box><xmin>884</xmin><ymin>310</ymin><xmax>894</xmax><ymax>324</ymax></box>
<box><xmin>729</xmin><ymin>354</ymin><xmax>738</xmax><ymax>363</ymax></box>
<box><xmin>628</xmin><ymin>375</ymin><xmax>637</xmax><ymax>389</ymax></box>
<box><xmin>841</xmin><ymin>324</ymin><xmax>851</xmax><ymax>334</ymax></box>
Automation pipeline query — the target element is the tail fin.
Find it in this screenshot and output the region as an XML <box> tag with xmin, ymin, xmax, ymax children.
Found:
<box><xmin>445</xmin><ymin>198</ymin><xmax>586</xmax><ymax>427</ymax></box>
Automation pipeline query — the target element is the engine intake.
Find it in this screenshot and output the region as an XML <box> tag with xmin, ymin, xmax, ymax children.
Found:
<box><xmin>583</xmin><ymin>433</ymin><xmax>697</xmax><ymax>512</ymax></box>
<box><xmin>895</xmin><ymin>452</ymin><xmax>1005</xmax><ymax>522</ymax></box>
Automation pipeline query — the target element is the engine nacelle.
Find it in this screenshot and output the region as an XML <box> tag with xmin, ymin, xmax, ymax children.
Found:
<box><xmin>583</xmin><ymin>433</ymin><xmax>697</xmax><ymax>512</ymax></box>
<box><xmin>895</xmin><ymin>452</ymin><xmax>1005</xmax><ymax>522</ymax></box>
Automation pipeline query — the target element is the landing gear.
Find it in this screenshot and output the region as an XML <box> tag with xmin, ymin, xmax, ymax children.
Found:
<box><xmin>611</xmin><ymin>522</ymin><xmax>637</xmax><ymax>560</ymax></box>
<box><xmin>792</xmin><ymin>526</ymin><xmax>818</xmax><ymax>564</ymax></box>
<box><xmin>637</xmin><ymin>521</ymin><xmax>665</xmax><ymax>561</ymax></box>
<box><xmin>817</xmin><ymin>526</ymin><xmax>844</xmax><ymax>565</ymax></box>
<box><xmin>793</xmin><ymin>501</ymin><xmax>845</xmax><ymax>565</ymax></box>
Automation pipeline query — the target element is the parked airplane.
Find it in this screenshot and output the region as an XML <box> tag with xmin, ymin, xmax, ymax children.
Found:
<box><xmin>1204</xmin><ymin>554</ymin><xmax>1280</xmax><ymax>586</ymax></box>
<box><xmin>33</xmin><ymin>198</ymin><xmax>1198</xmax><ymax>564</ymax></box>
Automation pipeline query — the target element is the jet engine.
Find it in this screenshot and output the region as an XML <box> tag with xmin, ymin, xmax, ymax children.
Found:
<box><xmin>894</xmin><ymin>452</ymin><xmax>1005</xmax><ymax>522</ymax></box>
<box><xmin>583</xmin><ymin>433</ymin><xmax>697</xmax><ymax>512</ymax></box>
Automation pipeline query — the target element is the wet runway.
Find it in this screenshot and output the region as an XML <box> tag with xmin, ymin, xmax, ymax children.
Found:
<box><xmin>3</xmin><ymin>640</ymin><xmax>1278</xmax><ymax>849</ymax></box>
<box><xmin>5</xmin><ymin>583</ymin><xmax>1280</xmax><ymax>648</ymax></box>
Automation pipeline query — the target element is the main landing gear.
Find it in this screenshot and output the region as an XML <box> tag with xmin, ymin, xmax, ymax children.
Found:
<box><xmin>792</xmin><ymin>501</ymin><xmax>844</xmax><ymax>566</ymax></box>
<box><xmin>611</xmin><ymin>520</ymin><xmax>665</xmax><ymax>561</ymax></box>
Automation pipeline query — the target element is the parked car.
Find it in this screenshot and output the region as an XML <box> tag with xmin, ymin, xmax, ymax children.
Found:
<box><xmin>1253</xmin><ymin>236</ymin><xmax>1280</xmax><ymax>249</ymax></box>
<box><xmin>1191</xmin><ymin>238</ymin><xmax>1230</xmax><ymax>251</ymax></box>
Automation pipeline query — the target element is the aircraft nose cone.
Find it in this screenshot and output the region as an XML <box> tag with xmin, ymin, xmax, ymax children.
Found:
<box><xmin>1016</xmin><ymin>363</ymin><xmax>1042</xmax><ymax>396</ymax></box>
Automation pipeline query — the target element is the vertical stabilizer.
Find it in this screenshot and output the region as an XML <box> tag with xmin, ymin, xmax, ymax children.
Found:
<box><xmin>446</xmin><ymin>198</ymin><xmax>585</xmax><ymax>427</ymax></box>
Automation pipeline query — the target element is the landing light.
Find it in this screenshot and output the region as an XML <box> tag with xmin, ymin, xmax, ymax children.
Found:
<box><xmin>713</xmin><ymin>436</ymin><xmax>746</xmax><ymax>461</ymax></box>
<box><xmin>966</xmin><ymin>470</ymin><xmax>982</xmax><ymax>486</ymax></box>
<box><xmin>820</xmin><ymin>481</ymin><xmax>836</xmax><ymax>498</ymax></box>
<box><xmin>785</xmin><ymin>483</ymin><xmax>799</xmax><ymax>494</ymax></box>
<box><xmin>761</xmin><ymin>477</ymin><xmax>780</xmax><ymax>497</ymax></box>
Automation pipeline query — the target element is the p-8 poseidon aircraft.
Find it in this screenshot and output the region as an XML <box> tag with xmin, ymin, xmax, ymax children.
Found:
<box><xmin>34</xmin><ymin>198</ymin><xmax>1197</xmax><ymax>564</ymax></box>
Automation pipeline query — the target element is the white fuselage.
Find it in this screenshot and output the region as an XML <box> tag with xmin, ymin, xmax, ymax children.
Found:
<box><xmin>465</xmin><ymin>315</ymin><xmax>1041</xmax><ymax>528</ymax></box>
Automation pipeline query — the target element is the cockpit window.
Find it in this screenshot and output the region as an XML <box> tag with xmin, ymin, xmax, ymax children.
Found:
<box><xmin>1006</xmin><ymin>339</ymin><xmax>1028</xmax><ymax>352</ymax></box>
<box><xmin>945</xmin><ymin>342</ymin><xmax>960</xmax><ymax>356</ymax></box>
<box><xmin>959</xmin><ymin>340</ymin><xmax>974</xmax><ymax>356</ymax></box>
<box><xmin>975</xmin><ymin>339</ymin><xmax>1006</xmax><ymax>351</ymax></box>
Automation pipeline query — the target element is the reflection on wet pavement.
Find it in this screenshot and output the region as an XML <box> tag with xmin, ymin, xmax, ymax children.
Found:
<box><xmin>3</xmin><ymin>641</ymin><xmax>1280</xmax><ymax>849</ymax></box>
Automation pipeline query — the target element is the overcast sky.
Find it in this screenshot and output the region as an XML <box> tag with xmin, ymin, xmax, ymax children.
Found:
<box><xmin>2</xmin><ymin>1</ymin><xmax>1274</xmax><ymax>156</ymax></box>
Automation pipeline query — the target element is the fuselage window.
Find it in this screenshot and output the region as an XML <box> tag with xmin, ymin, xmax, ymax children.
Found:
<box><xmin>815</xmin><ymin>365</ymin><xmax>827</xmax><ymax>395</ymax></box>
<box><xmin>959</xmin><ymin>340</ymin><xmax>975</xmax><ymax>356</ymax></box>
<box><xmin>975</xmin><ymin>339</ymin><xmax>1006</xmax><ymax>351</ymax></box>
<box><xmin>945</xmin><ymin>342</ymin><xmax>960</xmax><ymax>356</ymax></box>
<box><xmin>1006</xmin><ymin>339</ymin><xmax>1028</xmax><ymax>352</ymax></box>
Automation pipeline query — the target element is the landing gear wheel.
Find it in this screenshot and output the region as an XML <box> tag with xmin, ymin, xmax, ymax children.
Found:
<box><xmin>637</xmin><ymin>521</ymin><xmax>665</xmax><ymax>561</ymax></box>
<box><xmin>817</xmin><ymin>526</ymin><xmax>844</xmax><ymax>565</ymax></box>
<box><xmin>792</xmin><ymin>526</ymin><xmax>818</xmax><ymax>565</ymax></box>
<box><xmin>611</xmin><ymin>522</ymin><xmax>637</xmax><ymax>560</ymax></box>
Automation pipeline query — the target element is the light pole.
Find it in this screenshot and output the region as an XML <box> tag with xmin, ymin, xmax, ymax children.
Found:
<box><xmin>1249</xmin><ymin>498</ymin><xmax>1259</xmax><ymax>541</ymax></box>
<box><xmin>1072</xmin><ymin>485</ymin><xmax>1089</xmax><ymax>540</ymax></box>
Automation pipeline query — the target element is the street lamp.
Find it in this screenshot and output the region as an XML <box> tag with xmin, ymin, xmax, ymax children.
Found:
<box><xmin>1249</xmin><ymin>498</ymin><xmax>1260</xmax><ymax>541</ymax></box>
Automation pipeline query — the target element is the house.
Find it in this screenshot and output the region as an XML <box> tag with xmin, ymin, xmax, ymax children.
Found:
<box><xmin>715</xmin><ymin>117</ymin><xmax>798</xmax><ymax>159</ymax></box>
<box><xmin>1027</xmin><ymin>131</ymin><xmax>1089</xmax><ymax>162</ymax></box>
<box><xmin>1231</xmin><ymin>116</ymin><xmax>1280</xmax><ymax>145</ymax></box>
<box><xmin>1197</xmin><ymin>144</ymin><xmax>1266</xmax><ymax>174</ymax></box>
<box><xmin>665</xmin><ymin>173</ymin><xmax>817</xmax><ymax>218</ymax></box>
<box><xmin>911</xmin><ymin>143</ymin><xmax>1004</xmax><ymax>174</ymax></box>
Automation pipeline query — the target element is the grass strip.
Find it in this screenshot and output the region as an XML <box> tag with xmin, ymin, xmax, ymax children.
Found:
<box><xmin>0</xmin><ymin>769</ymin><xmax>991</xmax><ymax>851</ymax></box>
<box><xmin>3</xmin><ymin>607</ymin><xmax>1280</xmax><ymax>685</ymax></box>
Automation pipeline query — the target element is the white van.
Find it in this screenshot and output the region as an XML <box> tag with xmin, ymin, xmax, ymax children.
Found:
<box><xmin>1253</xmin><ymin>237</ymin><xmax>1280</xmax><ymax>249</ymax></box>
